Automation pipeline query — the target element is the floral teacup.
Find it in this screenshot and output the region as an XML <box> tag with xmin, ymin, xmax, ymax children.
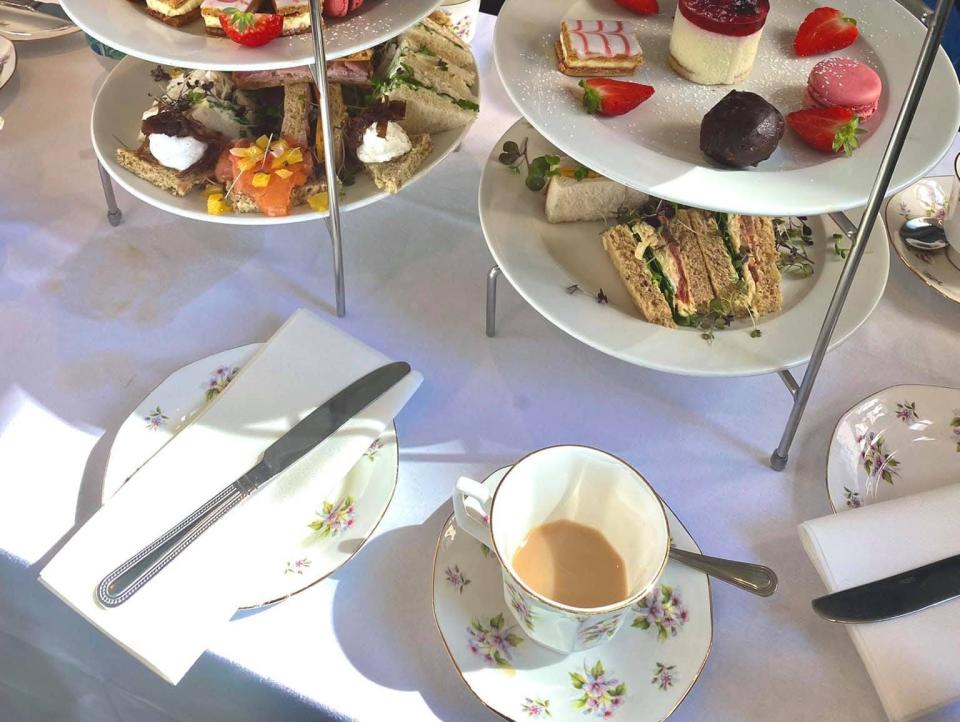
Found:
<box><xmin>453</xmin><ymin>445</ymin><xmax>669</xmax><ymax>654</ymax></box>
<box><xmin>944</xmin><ymin>152</ymin><xmax>960</xmax><ymax>269</ymax></box>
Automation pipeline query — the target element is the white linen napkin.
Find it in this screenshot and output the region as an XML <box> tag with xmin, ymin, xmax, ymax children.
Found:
<box><xmin>799</xmin><ymin>484</ymin><xmax>960</xmax><ymax>722</ymax></box>
<box><xmin>39</xmin><ymin>309</ymin><xmax>422</xmax><ymax>684</ymax></box>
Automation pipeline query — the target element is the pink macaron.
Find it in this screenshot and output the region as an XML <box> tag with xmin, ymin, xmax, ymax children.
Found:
<box><xmin>804</xmin><ymin>57</ymin><xmax>882</xmax><ymax>121</ymax></box>
<box><xmin>323</xmin><ymin>0</ymin><xmax>363</xmax><ymax>17</ymax></box>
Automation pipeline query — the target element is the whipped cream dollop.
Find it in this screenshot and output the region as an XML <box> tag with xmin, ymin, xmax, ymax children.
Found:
<box><xmin>356</xmin><ymin>121</ymin><xmax>411</xmax><ymax>164</ymax></box>
<box><xmin>148</xmin><ymin>133</ymin><xmax>208</xmax><ymax>171</ymax></box>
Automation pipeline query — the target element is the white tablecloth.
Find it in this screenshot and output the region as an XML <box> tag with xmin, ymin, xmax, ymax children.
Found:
<box><xmin>1</xmin><ymin>14</ymin><xmax>959</xmax><ymax>722</ymax></box>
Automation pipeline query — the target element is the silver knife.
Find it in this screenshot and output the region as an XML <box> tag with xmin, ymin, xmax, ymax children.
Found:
<box><xmin>0</xmin><ymin>0</ymin><xmax>72</xmax><ymax>23</ymax></box>
<box><xmin>96</xmin><ymin>361</ymin><xmax>411</xmax><ymax>608</ymax></box>
<box><xmin>812</xmin><ymin>553</ymin><xmax>960</xmax><ymax>623</ymax></box>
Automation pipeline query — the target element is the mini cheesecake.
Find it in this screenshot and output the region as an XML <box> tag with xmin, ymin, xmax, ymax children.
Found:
<box><xmin>556</xmin><ymin>19</ymin><xmax>643</xmax><ymax>77</ymax></box>
<box><xmin>200</xmin><ymin>0</ymin><xmax>261</xmax><ymax>35</ymax></box>
<box><xmin>145</xmin><ymin>0</ymin><xmax>203</xmax><ymax>26</ymax></box>
<box><xmin>669</xmin><ymin>0</ymin><xmax>769</xmax><ymax>86</ymax></box>
<box><xmin>274</xmin><ymin>0</ymin><xmax>312</xmax><ymax>35</ymax></box>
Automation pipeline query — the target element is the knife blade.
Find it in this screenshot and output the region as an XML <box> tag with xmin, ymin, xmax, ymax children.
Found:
<box><xmin>0</xmin><ymin>0</ymin><xmax>72</xmax><ymax>23</ymax></box>
<box><xmin>96</xmin><ymin>361</ymin><xmax>411</xmax><ymax>608</ymax></box>
<box><xmin>812</xmin><ymin>553</ymin><xmax>960</xmax><ymax>623</ymax></box>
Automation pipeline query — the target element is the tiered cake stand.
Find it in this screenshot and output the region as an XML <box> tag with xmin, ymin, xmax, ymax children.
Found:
<box><xmin>62</xmin><ymin>0</ymin><xmax>455</xmax><ymax>317</ymax></box>
<box><xmin>483</xmin><ymin>0</ymin><xmax>960</xmax><ymax>469</ymax></box>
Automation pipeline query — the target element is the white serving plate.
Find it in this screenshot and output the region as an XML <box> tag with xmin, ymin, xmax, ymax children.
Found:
<box><xmin>102</xmin><ymin>344</ymin><xmax>400</xmax><ymax>609</ymax></box>
<box><xmin>92</xmin><ymin>54</ymin><xmax>477</xmax><ymax>225</ymax></box>
<box><xmin>434</xmin><ymin>466</ymin><xmax>712</xmax><ymax>722</ymax></box>
<box><xmin>0</xmin><ymin>37</ymin><xmax>15</xmax><ymax>89</ymax></box>
<box><xmin>885</xmin><ymin>176</ymin><xmax>960</xmax><ymax>306</ymax></box>
<box><xmin>481</xmin><ymin>120</ymin><xmax>889</xmax><ymax>377</ymax></box>
<box><xmin>0</xmin><ymin>3</ymin><xmax>79</xmax><ymax>41</ymax></box>
<box><xmin>826</xmin><ymin>384</ymin><xmax>960</xmax><ymax>513</ymax></box>
<box><xmin>493</xmin><ymin>0</ymin><xmax>960</xmax><ymax>217</ymax></box>
<box><xmin>62</xmin><ymin>0</ymin><xmax>440</xmax><ymax>69</ymax></box>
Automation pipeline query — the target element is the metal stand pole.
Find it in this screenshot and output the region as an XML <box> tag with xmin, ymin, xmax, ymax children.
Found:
<box><xmin>486</xmin><ymin>265</ymin><xmax>501</xmax><ymax>337</ymax></box>
<box><xmin>97</xmin><ymin>161</ymin><xmax>122</xmax><ymax>227</ymax></box>
<box><xmin>308</xmin><ymin>0</ymin><xmax>346</xmax><ymax>317</ymax></box>
<box><xmin>769</xmin><ymin>0</ymin><xmax>954</xmax><ymax>471</ymax></box>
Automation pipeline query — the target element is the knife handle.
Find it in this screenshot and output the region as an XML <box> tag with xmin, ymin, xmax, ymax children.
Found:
<box><xmin>669</xmin><ymin>547</ymin><xmax>778</xmax><ymax>597</ymax></box>
<box><xmin>96</xmin><ymin>483</ymin><xmax>245</xmax><ymax>608</ymax></box>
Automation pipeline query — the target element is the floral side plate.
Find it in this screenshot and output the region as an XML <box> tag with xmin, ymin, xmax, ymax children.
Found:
<box><xmin>826</xmin><ymin>385</ymin><xmax>960</xmax><ymax>513</ymax></box>
<box><xmin>102</xmin><ymin>343</ymin><xmax>399</xmax><ymax>609</ymax></box>
<box><xmin>433</xmin><ymin>468</ymin><xmax>712</xmax><ymax>722</ymax></box>
<box><xmin>885</xmin><ymin>177</ymin><xmax>960</xmax><ymax>306</ymax></box>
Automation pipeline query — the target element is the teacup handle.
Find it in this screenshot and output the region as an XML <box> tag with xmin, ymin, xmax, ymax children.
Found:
<box><xmin>453</xmin><ymin>477</ymin><xmax>493</xmax><ymax>548</ymax></box>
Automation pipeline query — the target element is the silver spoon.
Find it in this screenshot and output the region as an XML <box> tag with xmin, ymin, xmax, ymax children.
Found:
<box><xmin>670</xmin><ymin>547</ymin><xmax>778</xmax><ymax>597</ymax></box>
<box><xmin>899</xmin><ymin>216</ymin><xmax>948</xmax><ymax>251</ymax></box>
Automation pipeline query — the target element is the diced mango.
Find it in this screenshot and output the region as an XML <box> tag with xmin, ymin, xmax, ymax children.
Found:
<box><xmin>255</xmin><ymin>134</ymin><xmax>270</xmax><ymax>150</ymax></box>
<box><xmin>307</xmin><ymin>192</ymin><xmax>329</xmax><ymax>212</ymax></box>
<box><xmin>274</xmin><ymin>168</ymin><xmax>293</xmax><ymax>180</ymax></box>
<box><xmin>252</xmin><ymin>172</ymin><xmax>271</xmax><ymax>188</ymax></box>
<box><xmin>207</xmin><ymin>193</ymin><xmax>230</xmax><ymax>215</ymax></box>
<box><xmin>201</xmin><ymin>183</ymin><xmax>224</xmax><ymax>196</ymax></box>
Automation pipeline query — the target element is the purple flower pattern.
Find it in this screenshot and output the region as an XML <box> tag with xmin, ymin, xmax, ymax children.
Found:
<box><xmin>577</xmin><ymin>616</ymin><xmax>621</xmax><ymax>646</ymax></box>
<box><xmin>857</xmin><ymin>431</ymin><xmax>901</xmax><ymax>484</ymax></box>
<box><xmin>364</xmin><ymin>438</ymin><xmax>384</xmax><ymax>460</ymax></box>
<box><xmin>652</xmin><ymin>662</ymin><xmax>676</xmax><ymax>691</ymax></box>
<box><xmin>632</xmin><ymin>585</ymin><xmax>688</xmax><ymax>641</ymax></box>
<box><xmin>467</xmin><ymin>613</ymin><xmax>523</xmax><ymax>668</ymax></box>
<box><xmin>570</xmin><ymin>660</ymin><xmax>626</xmax><ymax>718</ymax></box>
<box><xmin>144</xmin><ymin>406</ymin><xmax>168</xmax><ymax>430</ymax></box>
<box><xmin>205</xmin><ymin>365</ymin><xmax>239</xmax><ymax>402</ymax></box>
<box><xmin>284</xmin><ymin>558</ymin><xmax>311</xmax><ymax>575</ymax></box>
<box><xmin>895</xmin><ymin>401</ymin><xmax>919</xmax><ymax>423</ymax></box>
<box><xmin>506</xmin><ymin>580</ymin><xmax>535</xmax><ymax>631</ymax></box>
<box><xmin>522</xmin><ymin>697</ymin><xmax>552</xmax><ymax>718</ymax></box>
<box><xmin>843</xmin><ymin>486</ymin><xmax>863</xmax><ymax>508</ymax></box>
<box><xmin>308</xmin><ymin>495</ymin><xmax>356</xmax><ymax>537</ymax></box>
<box><xmin>444</xmin><ymin>565</ymin><xmax>471</xmax><ymax>594</ymax></box>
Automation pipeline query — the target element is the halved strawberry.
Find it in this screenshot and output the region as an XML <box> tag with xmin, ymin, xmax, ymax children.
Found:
<box><xmin>219</xmin><ymin>9</ymin><xmax>283</xmax><ymax>47</ymax></box>
<box><xmin>580</xmin><ymin>78</ymin><xmax>655</xmax><ymax>117</ymax></box>
<box><xmin>614</xmin><ymin>0</ymin><xmax>659</xmax><ymax>15</ymax></box>
<box><xmin>794</xmin><ymin>7</ymin><xmax>858</xmax><ymax>56</ymax></box>
<box><xmin>786</xmin><ymin>107</ymin><xmax>865</xmax><ymax>155</ymax></box>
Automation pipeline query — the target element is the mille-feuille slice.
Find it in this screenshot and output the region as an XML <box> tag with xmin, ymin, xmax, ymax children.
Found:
<box><xmin>274</xmin><ymin>0</ymin><xmax>312</xmax><ymax>35</ymax></box>
<box><xmin>200</xmin><ymin>0</ymin><xmax>262</xmax><ymax>35</ymax></box>
<box><xmin>144</xmin><ymin>0</ymin><xmax>203</xmax><ymax>27</ymax></box>
<box><xmin>556</xmin><ymin>20</ymin><xmax>643</xmax><ymax>77</ymax></box>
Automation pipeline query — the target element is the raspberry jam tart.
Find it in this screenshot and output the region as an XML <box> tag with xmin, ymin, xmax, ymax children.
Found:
<box><xmin>669</xmin><ymin>0</ymin><xmax>770</xmax><ymax>85</ymax></box>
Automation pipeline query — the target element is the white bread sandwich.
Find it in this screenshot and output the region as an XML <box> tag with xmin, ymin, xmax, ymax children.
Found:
<box><xmin>545</xmin><ymin>161</ymin><xmax>647</xmax><ymax>223</ymax></box>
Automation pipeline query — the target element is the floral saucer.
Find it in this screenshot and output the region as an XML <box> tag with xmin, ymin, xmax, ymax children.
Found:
<box><xmin>826</xmin><ymin>385</ymin><xmax>960</xmax><ymax>512</ymax></box>
<box><xmin>885</xmin><ymin>177</ymin><xmax>960</xmax><ymax>305</ymax></box>
<box><xmin>102</xmin><ymin>344</ymin><xmax>398</xmax><ymax>609</ymax></box>
<box><xmin>433</xmin><ymin>468</ymin><xmax>712</xmax><ymax>722</ymax></box>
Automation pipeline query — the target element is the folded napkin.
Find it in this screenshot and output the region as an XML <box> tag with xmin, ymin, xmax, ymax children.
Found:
<box><xmin>799</xmin><ymin>484</ymin><xmax>960</xmax><ymax>722</ymax></box>
<box><xmin>40</xmin><ymin>309</ymin><xmax>422</xmax><ymax>684</ymax></box>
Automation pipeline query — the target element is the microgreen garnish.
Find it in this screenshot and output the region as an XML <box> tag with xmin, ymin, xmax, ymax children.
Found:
<box><xmin>774</xmin><ymin>217</ymin><xmax>815</xmax><ymax>278</ymax></box>
<box><xmin>151</xmin><ymin>65</ymin><xmax>172</xmax><ymax>83</ymax></box>
<box><xmin>498</xmin><ymin>138</ymin><xmax>561</xmax><ymax>191</ymax></box>
<box><xmin>566</xmin><ymin>283</ymin><xmax>608</xmax><ymax>304</ymax></box>
<box><xmin>617</xmin><ymin>197</ymin><xmax>677</xmax><ymax>228</ymax></box>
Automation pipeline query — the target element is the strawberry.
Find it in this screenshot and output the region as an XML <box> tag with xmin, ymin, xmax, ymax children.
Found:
<box><xmin>786</xmin><ymin>107</ymin><xmax>865</xmax><ymax>156</ymax></box>
<box><xmin>580</xmin><ymin>78</ymin><xmax>655</xmax><ymax>117</ymax></box>
<box><xmin>219</xmin><ymin>9</ymin><xmax>283</xmax><ymax>47</ymax></box>
<box><xmin>794</xmin><ymin>7</ymin><xmax>858</xmax><ymax>56</ymax></box>
<box><xmin>614</xmin><ymin>0</ymin><xmax>659</xmax><ymax>15</ymax></box>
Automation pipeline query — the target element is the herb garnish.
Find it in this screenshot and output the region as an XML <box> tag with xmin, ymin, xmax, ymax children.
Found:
<box><xmin>566</xmin><ymin>283</ymin><xmax>608</xmax><ymax>304</ymax></box>
<box><xmin>774</xmin><ymin>216</ymin><xmax>815</xmax><ymax>278</ymax></box>
<box><xmin>498</xmin><ymin>138</ymin><xmax>559</xmax><ymax>191</ymax></box>
<box><xmin>832</xmin><ymin>232</ymin><xmax>851</xmax><ymax>258</ymax></box>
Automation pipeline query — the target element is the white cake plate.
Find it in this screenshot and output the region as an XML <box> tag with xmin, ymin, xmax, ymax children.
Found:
<box><xmin>102</xmin><ymin>343</ymin><xmax>400</xmax><ymax>610</ymax></box>
<box><xmin>92</xmin><ymin>55</ymin><xmax>477</xmax><ymax>225</ymax></box>
<box><xmin>62</xmin><ymin>0</ymin><xmax>441</xmax><ymax>69</ymax></box>
<box><xmin>480</xmin><ymin>119</ymin><xmax>889</xmax><ymax>377</ymax></box>
<box><xmin>493</xmin><ymin>0</ymin><xmax>960</xmax><ymax>217</ymax></box>
<box><xmin>825</xmin><ymin>384</ymin><xmax>960</xmax><ymax>513</ymax></box>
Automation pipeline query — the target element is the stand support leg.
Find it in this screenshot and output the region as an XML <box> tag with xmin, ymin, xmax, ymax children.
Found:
<box><xmin>98</xmin><ymin>161</ymin><xmax>122</xmax><ymax>227</ymax></box>
<box><xmin>769</xmin><ymin>0</ymin><xmax>953</xmax><ymax>471</ymax></box>
<box><xmin>309</xmin><ymin>0</ymin><xmax>346</xmax><ymax>318</ymax></box>
<box><xmin>486</xmin><ymin>265</ymin><xmax>501</xmax><ymax>337</ymax></box>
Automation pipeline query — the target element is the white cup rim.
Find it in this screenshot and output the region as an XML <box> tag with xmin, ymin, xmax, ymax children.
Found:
<box><xmin>487</xmin><ymin>444</ymin><xmax>670</xmax><ymax>615</ymax></box>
